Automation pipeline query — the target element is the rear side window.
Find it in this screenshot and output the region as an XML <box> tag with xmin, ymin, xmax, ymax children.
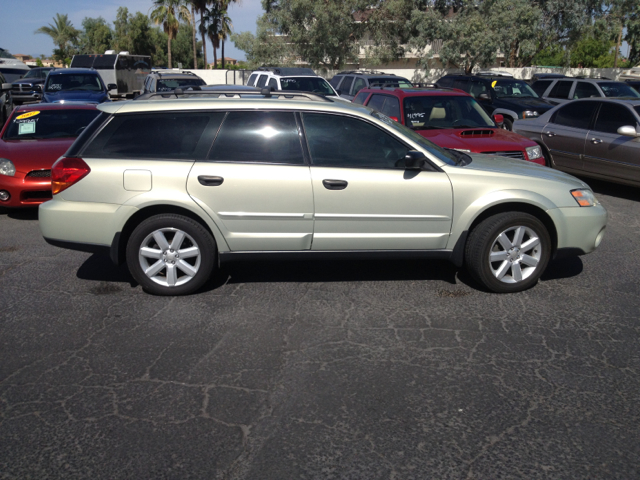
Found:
<box><xmin>247</xmin><ymin>74</ymin><xmax>257</xmax><ymax>86</ymax></box>
<box><xmin>329</xmin><ymin>76</ymin><xmax>342</xmax><ymax>88</ymax></box>
<box><xmin>353</xmin><ymin>91</ymin><xmax>369</xmax><ymax>105</ymax></box>
<box><xmin>530</xmin><ymin>80</ymin><xmax>552</xmax><ymax>96</ymax></box>
<box><xmin>268</xmin><ymin>78</ymin><xmax>277</xmax><ymax>89</ymax></box>
<box><xmin>551</xmin><ymin>101</ymin><xmax>598</xmax><ymax>129</ymax></box>
<box><xmin>367</xmin><ymin>94</ymin><xmax>387</xmax><ymax>111</ymax></box>
<box><xmin>453</xmin><ymin>78</ymin><xmax>469</xmax><ymax>91</ymax></box>
<box><xmin>67</xmin><ymin>112</ymin><xmax>110</xmax><ymax>156</ymax></box>
<box><xmin>380</xmin><ymin>96</ymin><xmax>401</xmax><ymax>119</ymax></box>
<box><xmin>209</xmin><ymin>111</ymin><xmax>304</xmax><ymax>164</ymax></box>
<box><xmin>593</xmin><ymin>103</ymin><xmax>638</xmax><ymax>134</ymax></box>
<box><xmin>352</xmin><ymin>77</ymin><xmax>367</xmax><ymax>95</ymax></box>
<box><xmin>436</xmin><ymin>77</ymin><xmax>454</xmax><ymax>88</ymax></box>
<box><xmin>548</xmin><ymin>80</ymin><xmax>574</xmax><ymax>99</ymax></box>
<box><xmin>339</xmin><ymin>76</ymin><xmax>354</xmax><ymax>94</ymax></box>
<box><xmin>256</xmin><ymin>75</ymin><xmax>267</xmax><ymax>88</ymax></box>
<box><xmin>573</xmin><ymin>82</ymin><xmax>600</xmax><ymax>99</ymax></box>
<box><xmin>84</xmin><ymin>112</ymin><xmax>223</xmax><ymax>160</ymax></box>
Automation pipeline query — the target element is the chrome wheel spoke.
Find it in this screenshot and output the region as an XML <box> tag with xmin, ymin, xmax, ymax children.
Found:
<box><xmin>153</xmin><ymin>231</ymin><xmax>171</xmax><ymax>251</ymax></box>
<box><xmin>496</xmin><ymin>233</ymin><xmax>513</xmax><ymax>251</ymax></box>
<box><xmin>521</xmin><ymin>254</ymin><xmax>539</xmax><ymax>267</ymax></box>
<box><xmin>495</xmin><ymin>261</ymin><xmax>511</xmax><ymax>280</ymax></box>
<box><xmin>512</xmin><ymin>227</ymin><xmax>525</xmax><ymax>248</ymax></box>
<box><xmin>178</xmin><ymin>246</ymin><xmax>199</xmax><ymax>259</ymax></box>
<box><xmin>490</xmin><ymin>251</ymin><xmax>509</xmax><ymax>262</ymax></box>
<box><xmin>521</xmin><ymin>237</ymin><xmax>540</xmax><ymax>253</ymax></box>
<box><xmin>512</xmin><ymin>263</ymin><xmax>523</xmax><ymax>282</ymax></box>
<box><xmin>170</xmin><ymin>231</ymin><xmax>186</xmax><ymax>250</ymax></box>
<box><xmin>176</xmin><ymin>260</ymin><xmax>198</xmax><ymax>277</ymax></box>
<box><xmin>140</xmin><ymin>247</ymin><xmax>163</xmax><ymax>260</ymax></box>
<box><xmin>166</xmin><ymin>264</ymin><xmax>177</xmax><ymax>286</ymax></box>
<box><xmin>145</xmin><ymin>259</ymin><xmax>165</xmax><ymax>278</ymax></box>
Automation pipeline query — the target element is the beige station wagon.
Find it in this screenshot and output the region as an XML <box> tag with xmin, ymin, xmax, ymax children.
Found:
<box><xmin>39</xmin><ymin>89</ymin><xmax>607</xmax><ymax>295</ymax></box>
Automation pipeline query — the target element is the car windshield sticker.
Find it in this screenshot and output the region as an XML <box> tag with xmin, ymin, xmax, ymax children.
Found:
<box><xmin>16</xmin><ymin>111</ymin><xmax>40</xmax><ymax>120</ymax></box>
<box><xmin>48</xmin><ymin>84</ymin><xmax>62</xmax><ymax>91</ymax></box>
<box><xmin>491</xmin><ymin>81</ymin><xmax>497</xmax><ymax>88</ymax></box>
<box><xmin>18</xmin><ymin>121</ymin><xmax>36</xmax><ymax>135</ymax></box>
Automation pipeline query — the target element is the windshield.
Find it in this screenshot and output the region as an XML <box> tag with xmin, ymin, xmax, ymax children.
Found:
<box><xmin>369</xmin><ymin>77</ymin><xmax>413</xmax><ymax>88</ymax></box>
<box><xmin>280</xmin><ymin>77</ymin><xmax>334</xmax><ymax>95</ymax></box>
<box><xmin>370</xmin><ymin>111</ymin><xmax>459</xmax><ymax>166</ymax></box>
<box><xmin>3</xmin><ymin>109</ymin><xmax>101</xmax><ymax>140</ymax></box>
<box><xmin>45</xmin><ymin>74</ymin><xmax>104</xmax><ymax>92</ymax></box>
<box><xmin>599</xmin><ymin>82</ymin><xmax>640</xmax><ymax>98</ymax></box>
<box><xmin>404</xmin><ymin>95</ymin><xmax>495</xmax><ymax>129</ymax></box>
<box><xmin>0</xmin><ymin>48</ymin><xmax>15</xmax><ymax>59</ymax></box>
<box><xmin>23</xmin><ymin>69</ymin><xmax>50</xmax><ymax>79</ymax></box>
<box><xmin>492</xmin><ymin>80</ymin><xmax>539</xmax><ymax>98</ymax></box>
<box><xmin>157</xmin><ymin>78</ymin><xmax>206</xmax><ymax>91</ymax></box>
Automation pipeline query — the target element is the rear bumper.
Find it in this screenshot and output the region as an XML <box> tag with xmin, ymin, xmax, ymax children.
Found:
<box><xmin>0</xmin><ymin>174</ymin><xmax>52</xmax><ymax>208</ymax></box>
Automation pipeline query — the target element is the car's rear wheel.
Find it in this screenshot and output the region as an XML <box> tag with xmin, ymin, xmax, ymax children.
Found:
<box><xmin>126</xmin><ymin>214</ymin><xmax>216</xmax><ymax>296</ymax></box>
<box><xmin>465</xmin><ymin>212</ymin><xmax>551</xmax><ymax>293</ymax></box>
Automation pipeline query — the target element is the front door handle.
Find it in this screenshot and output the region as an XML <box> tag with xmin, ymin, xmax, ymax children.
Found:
<box><xmin>322</xmin><ymin>179</ymin><xmax>348</xmax><ymax>190</ymax></box>
<box><xmin>198</xmin><ymin>175</ymin><xmax>224</xmax><ymax>186</ymax></box>
<box><xmin>590</xmin><ymin>138</ymin><xmax>603</xmax><ymax>144</ymax></box>
<box><xmin>544</xmin><ymin>131</ymin><xmax>556</xmax><ymax>137</ymax></box>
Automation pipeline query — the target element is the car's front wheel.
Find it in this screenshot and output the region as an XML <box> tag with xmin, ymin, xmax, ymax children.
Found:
<box><xmin>126</xmin><ymin>214</ymin><xmax>216</xmax><ymax>296</ymax></box>
<box><xmin>465</xmin><ymin>212</ymin><xmax>551</xmax><ymax>293</ymax></box>
<box><xmin>501</xmin><ymin>117</ymin><xmax>514</xmax><ymax>131</ymax></box>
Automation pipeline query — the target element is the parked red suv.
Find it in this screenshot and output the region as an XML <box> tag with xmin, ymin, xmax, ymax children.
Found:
<box><xmin>353</xmin><ymin>87</ymin><xmax>545</xmax><ymax>165</ymax></box>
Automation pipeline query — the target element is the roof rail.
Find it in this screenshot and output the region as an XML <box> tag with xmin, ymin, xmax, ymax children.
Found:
<box><xmin>139</xmin><ymin>87</ymin><xmax>334</xmax><ymax>102</ymax></box>
<box><xmin>339</xmin><ymin>69</ymin><xmax>393</xmax><ymax>75</ymax></box>
<box><xmin>257</xmin><ymin>66</ymin><xmax>316</xmax><ymax>75</ymax></box>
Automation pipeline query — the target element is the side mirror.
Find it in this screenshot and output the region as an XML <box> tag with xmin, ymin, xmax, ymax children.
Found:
<box><xmin>617</xmin><ymin>125</ymin><xmax>640</xmax><ymax>137</ymax></box>
<box><xmin>478</xmin><ymin>93</ymin><xmax>491</xmax><ymax>101</ymax></box>
<box><xmin>400</xmin><ymin>151</ymin><xmax>428</xmax><ymax>170</ymax></box>
<box><xmin>493</xmin><ymin>114</ymin><xmax>504</xmax><ymax>126</ymax></box>
<box><xmin>34</xmin><ymin>84</ymin><xmax>43</xmax><ymax>93</ymax></box>
<box><xmin>1</xmin><ymin>83</ymin><xmax>11</xmax><ymax>92</ymax></box>
<box><xmin>107</xmin><ymin>83</ymin><xmax>117</xmax><ymax>91</ymax></box>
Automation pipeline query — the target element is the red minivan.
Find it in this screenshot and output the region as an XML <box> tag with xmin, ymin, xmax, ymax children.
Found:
<box><xmin>353</xmin><ymin>86</ymin><xmax>545</xmax><ymax>165</ymax></box>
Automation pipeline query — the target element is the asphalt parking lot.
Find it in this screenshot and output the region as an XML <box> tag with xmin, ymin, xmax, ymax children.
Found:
<box><xmin>1</xmin><ymin>178</ymin><xmax>639</xmax><ymax>479</ymax></box>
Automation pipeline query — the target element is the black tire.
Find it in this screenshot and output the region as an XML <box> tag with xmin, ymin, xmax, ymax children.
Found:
<box><xmin>502</xmin><ymin>117</ymin><xmax>514</xmax><ymax>131</ymax></box>
<box><xmin>465</xmin><ymin>212</ymin><xmax>551</xmax><ymax>293</ymax></box>
<box><xmin>126</xmin><ymin>214</ymin><xmax>216</xmax><ymax>296</ymax></box>
<box><xmin>541</xmin><ymin>146</ymin><xmax>553</xmax><ymax>168</ymax></box>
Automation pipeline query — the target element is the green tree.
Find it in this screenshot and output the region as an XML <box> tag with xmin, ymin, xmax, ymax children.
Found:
<box><xmin>35</xmin><ymin>13</ymin><xmax>81</xmax><ymax>66</ymax></box>
<box><xmin>217</xmin><ymin>3</ymin><xmax>233</xmax><ymax>68</ymax></box>
<box><xmin>79</xmin><ymin>17</ymin><xmax>113</xmax><ymax>54</ymax></box>
<box><xmin>231</xmin><ymin>15</ymin><xmax>296</xmax><ymax>68</ymax></box>
<box><xmin>150</xmin><ymin>0</ymin><xmax>191</xmax><ymax>68</ymax></box>
<box><xmin>171</xmin><ymin>21</ymin><xmax>203</xmax><ymax>68</ymax></box>
<box><xmin>192</xmin><ymin>0</ymin><xmax>212</xmax><ymax>67</ymax></box>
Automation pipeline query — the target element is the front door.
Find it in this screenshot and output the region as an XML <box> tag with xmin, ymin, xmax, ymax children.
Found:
<box><xmin>301</xmin><ymin>113</ymin><xmax>453</xmax><ymax>251</ymax></box>
<box><xmin>187</xmin><ymin>111</ymin><xmax>314</xmax><ymax>251</ymax></box>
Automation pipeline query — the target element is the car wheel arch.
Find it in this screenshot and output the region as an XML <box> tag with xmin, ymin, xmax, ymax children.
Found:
<box><xmin>111</xmin><ymin>204</ymin><xmax>225</xmax><ymax>265</ymax></box>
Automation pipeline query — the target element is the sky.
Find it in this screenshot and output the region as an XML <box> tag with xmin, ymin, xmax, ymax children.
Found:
<box><xmin>0</xmin><ymin>0</ymin><xmax>264</xmax><ymax>62</ymax></box>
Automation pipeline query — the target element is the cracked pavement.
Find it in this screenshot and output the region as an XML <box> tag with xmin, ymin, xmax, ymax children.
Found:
<box><xmin>1</xmin><ymin>178</ymin><xmax>639</xmax><ymax>479</ymax></box>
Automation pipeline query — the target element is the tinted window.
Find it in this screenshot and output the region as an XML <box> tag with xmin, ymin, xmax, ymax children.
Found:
<box><xmin>209</xmin><ymin>111</ymin><xmax>303</xmax><ymax>164</ymax></box>
<box><xmin>530</xmin><ymin>80</ymin><xmax>552</xmax><ymax>96</ymax></box>
<box><xmin>598</xmin><ymin>82</ymin><xmax>640</xmax><ymax>98</ymax></box>
<box><xmin>548</xmin><ymin>80</ymin><xmax>574</xmax><ymax>99</ymax></box>
<box><xmin>303</xmin><ymin>113</ymin><xmax>409</xmax><ymax>169</ymax></box>
<box><xmin>469</xmin><ymin>79</ymin><xmax>489</xmax><ymax>97</ymax></box>
<box><xmin>45</xmin><ymin>74</ymin><xmax>104</xmax><ymax>92</ymax></box>
<box><xmin>268</xmin><ymin>78</ymin><xmax>277</xmax><ymax>89</ymax></box>
<box><xmin>573</xmin><ymin>82</ymin><xmax>600</xmax><ymax>99</ymax></box>
<box><xmin>368</xmin><ymin>77</ymin><xmax>412</xmax><ymax>88</ymax></box>
<box><xmin>353</xmin><ymin>91</ymin><xmax>369</xmax><ymax>105</ymax></box>
<box><xmin>436</xmin><ymin>77</ymin><xmax>454</xmax><ymax>88</ymax></box>
<box><xmin>593</xmin><ymin>103</ymin><xmax>639</xmax><ymax>134</ymax></box>
<box><xmin>247</xmin><ymin>74</ymin><xmax>257</xmax><ymax>86</ymax></box>
<box><xmin>339</xmin><ymin>76</ymin><xmax>354</xmax><ymax>94</ymax></box>
<box><xmin>352</xmin><ymin>77</ymin><xmax>367</xmax><ymax>95</ymax></box>
<box><xmin>280</xmin><ymin>77</ymin><xmax>333</xmax><ymax>95</ymax></box>
<box><xmin>156</xmin><ymin>78</ymin><xmax>205</xmax><ymax>91</ymax></box>
<box><xmin>367</xmin><ymin>94</ymin><xmax>386</xmax><ymax>111</ymax></box>
<box><xmin>329</xmin><ymin>75</ymin><xmax>342</xmax><ymax>88</ymax></box>
<box><xmin>67</xmin><ymin>112</ymin><xmax>111</xmax><ymax>157</ymax></box>
<box><xmin>3</xmin><ymin>109</ymin><xmax>101</xmax><ymax>140</ymax></box>
<box><xmin>380</xmin><ymin>96</ymin><xmax>401</xmax><ymax>119</ymax></box>
<box><xmin>552</xmin><ymin>101</ymin><xmax>598</xmax><ymax>129</ymax></box>
<box><xmin>453</xmin><ymin>78</ymin><xmax>469</xmax><ymax>91</ymax></box>
<box><xmin>256</xmin><ymin>75</ymin><xmax>267</xmax><ymax>88</ymax></box>
<box><xmin>86</xmin><ymin>112</ymin><xmax>220</xmax><ymax>160</ymax></box>
<box><xmin>492</xmin><ymin>80</ymin><xmax>538</xmax><ymax>98</ymax></box>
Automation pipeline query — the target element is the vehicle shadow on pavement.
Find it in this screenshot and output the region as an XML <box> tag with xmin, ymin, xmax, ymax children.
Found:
<box><xmin>0</xmin><ymin>207</ymin><xmax>39</xmax><ymax>220</ymax></box>
<box><xmin>541</xmin><ymin>256</ymin><xmax>583</xmax><ymax>281</ymax></box>
<box><xmin>76</xmin><ymin>253</ymin><xmax>138</xmax><ymax>288</ymax></box>
<box><xmin>583</xmin><ymin>178</ymin><xmax>640</xmax><ymax>202</ymax></box>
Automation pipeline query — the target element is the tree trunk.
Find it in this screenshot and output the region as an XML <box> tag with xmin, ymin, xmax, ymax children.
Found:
<box><xmin>200</xmin><ymin>11</ymin><xmax>208</xmax><ymax>69</ymax></box>
<box><xmin>222</xmin><ymin>40</ymin><xmax>225</xmax><ymax>69</ymax></box>
<box><xmin>192</xmin><ymin>6</ymin><xmax>197</xmax><ymax>69</ymax></box>
<box><xmin>213</xmin><ymin>44</ymin><xmax>217</xmax><ymax>68</ymax></box>
<box><xmin>168</xmin><ymin>36</ymin><xmax>172</xmax><ymax>69</ymax></box>
<box><xmin>614</xmin><ymin>23</ymin><xmax>623</xmax><ymax>68</ymax></box>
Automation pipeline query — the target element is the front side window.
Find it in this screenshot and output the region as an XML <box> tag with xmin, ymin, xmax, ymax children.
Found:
<box><xmin>551</xmin><ymin>101</ymin><xmax>598</xmax><ymax>130</ymax></box>
<box><xmin>352</xmin><ymin>77</ymin><xmax>367</xmax><ymax>95</ymax></box>
<box><xmin>367</xmin><ymin>94</ymin><xmax>387</xmax><ymax>112</ymax></box>
<box><xmin>279</xmin><ymin>76</ymin><xmax>334</xmax><ymax>95</ymax></box>
<box><xmin>209</xmin><ymin>111</ymin><xmax>304</xmax><ymax>164</ymax></box>
<box><xmin>548</xmin><ymin>80</ymin><xmax>574</xmax><ymax>99</ymax></box>
<box><xmin>353</xmin><ymin>91</ymin><xmax>369</xmax><ymax>105</ymax></box>
<box><xmin>329</xmin><ymin>75</ymin><xmax>342</xmax><ymax>88</ymax></box>
<box><xmin>380</xmin><ymin>96</ymin><xmax>401</xmax><ymax>119</ymax></box>
<box><xmin>573</xmin><ymin>82</ymin><xmax>600</xmax><ymax>99</ymax></box>
<box><xmin>247</xmin><ymin>74</ymin><xmax>257</xmax><ymax>86</ymax></box>
<box><xmin>256</xmin><ymin>75</ymin><xmax>268</xmax><ymax>88</ymax></box>
<box><xmin>45</xmin><ymin>74</ymin><xmax>104</xmax><ymax>92</ymax></box>
<box><xmin>491</xmin><ymin>80</ymin><xmax>538</xmax><ymax>98</ymax></box>
<box><xmin>3</xmin><ymin>109</ymin><xmax>101</xmax><ymax>140</ymax></box>
<box><xmin>598</xmin><ymin>82</ymin><xmax>640</xmax><ymax>98</ymax></box>
<box><xmin>302</xmin><ymin>113</ymin><xmax>409</xmax><ymax>169</ymax></box>
<box><xmin>453</xmin><ymin>78</ymin><xmax>469</xmax><ymax>91</ymax></box>
<box><xmin>436</xmin><ymin>77</ymin><xmax>454</xmax><ymax>88</ymax></box>
<box><xmin>593</xmin><ymin>103</ymin><xmax>639</xmax><ymax>134</ymax></box>
<box><xmin>469</xmin><ymin>79</ymin><xmax>490</xmax><ymax>98</ymax></box>
<box><xmin>268</xmin><ymin>78</ymin><xmax>277</xmax><ymax>89</ymax></box>
<box><xmin>403</xmin><ymin>95</ymin><xmax>494</xmax><ymax>129</ymax></box>
<box><xmin>339</xmin><ymin>76</ymin><xmax>354</xmax><ymax>94</ymax></box>
<box><xmin>86</xmin><ymin>112</ymin><xmax>220</xmax><ymax>160</ymax></box>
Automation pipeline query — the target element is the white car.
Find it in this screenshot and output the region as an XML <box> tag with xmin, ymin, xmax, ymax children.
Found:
<box><xmin>246</xmin><ymin>67</ymin><xmax>346</xmax><ymax>101</ymax></box>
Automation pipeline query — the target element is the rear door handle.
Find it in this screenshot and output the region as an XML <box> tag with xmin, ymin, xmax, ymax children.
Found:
<box><xmin>544</xmin><ymin>131</ymin><xmax>556</xmax><ymax>137</ymax></box>
<box><xmin>198</xmin><ymin>175</ymin><xmax>224</xmax><ymax>186</ymax></box>
<box><xmin>322</xmin><ymin>179</ymin><xmax>348</xmax><ymax>190</ymax></box>
<box><xmin>590</xmin><ymin>138</ymin><xmax>603</xmax><ymax>144</ymax></box>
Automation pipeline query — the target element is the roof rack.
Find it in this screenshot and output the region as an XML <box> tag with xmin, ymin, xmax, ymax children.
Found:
<box><xmin>340</xmin><ymin>70</ymin><xmax>394</xmax><ymax>76</ymax></box>
<box><xmin>154</xmin><ymin>70</ymin><xmax>200</xmax><ymax>77</ymax></box>
<box><xmin>140</xmin><ymin>87</ymin><xmax>334</xmax><ymax>102</ymax></box>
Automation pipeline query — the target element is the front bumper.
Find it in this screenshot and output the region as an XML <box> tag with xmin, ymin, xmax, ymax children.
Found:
<box><xmin>547</xmin><ymin>203</ymin><xmax>608</xmax><ymax>256</ymax></box>
<box><xmin>12</xmin><ymin>92</ymin><xmax>42</xmax><ymax>104</ymax></box>
<box><xmin>0</xmin><ymin>173</ymin><xmax>52</xmax><ymax>208</ymax></box>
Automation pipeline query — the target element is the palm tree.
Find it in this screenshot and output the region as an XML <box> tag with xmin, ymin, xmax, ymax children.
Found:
<box><xmin>217</xmin><ymin>5</ymin><xmax>233</xmax><ymax>69</ymax></box>
<box><xmin>150</xmin><ymin>0</ymin><xmax>191</xmax><ymax>68</ymax></box>
<box><xmin>35</xmin><ymin>13</ymin><xmax>81</xmax><ymax>66</ymax></box>
<box><xmin>191</xmin><ymin>0</ymin><xmax>212</xmax><ymax>68</ymax></box>
<box><xmin>202</xmin><ymin>5</ymin><xmax>221</xmax><ymax>68</ymax></box>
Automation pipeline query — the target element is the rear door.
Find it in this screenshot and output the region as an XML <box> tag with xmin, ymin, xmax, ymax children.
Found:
<box><xmin>583</xmin><ymin>102</ymin><xmax>640</xmax><ymax>183</ymax></box>
<box><xmin>541</xmin><ymin>101</ymin><xmax>598</xmax><ymax>171</ymax></box>
<box><xmin>187</xmin><ymin>111</ymin><xmax>314</xmax><ymax>251</ymax></box>
<box><xmin>302</xmin><ymin>112</ymin><xmax>453</xmax><ymax>251</ymax></box>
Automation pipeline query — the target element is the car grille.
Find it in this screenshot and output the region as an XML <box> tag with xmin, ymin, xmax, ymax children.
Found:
<box><xmin>26</xmin><ymin>169</ymin><xmax>51</xmax><ymax>178</ymax></box>
<box><xmin>482</xmin><ymin>150</ymin><xmax>525</xmax><ymax>160</ymax></box>
<box><xmin>12</xmin><ymin>83</ymin><xmax>33</xmax><ymax>93</ymax></box>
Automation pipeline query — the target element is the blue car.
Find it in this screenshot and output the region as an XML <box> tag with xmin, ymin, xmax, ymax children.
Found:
<box><xmin>41</xmin><ymin>68</ymin><xmax>114</xmax><ymax>104</ymax></box>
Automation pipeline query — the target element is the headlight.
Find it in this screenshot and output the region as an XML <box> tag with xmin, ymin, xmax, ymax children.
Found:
<box><xmin>0</xmin><ymin>158</ymin><xmax>16</xmax><ymax>177</ymax></box>
<box><xmin>523</xmin><ymin>110</ymin><xmax>539</xmax><ymax>118</ymax></box>
<box><xmin>525</xmin><ymin>146</ymin><xmax>543</xmax><ymax>160</ymax></box>
<box><xmin>571</xmin><ymin>189</ymin><xmax>597</xmax><ymax>207</ymax></box>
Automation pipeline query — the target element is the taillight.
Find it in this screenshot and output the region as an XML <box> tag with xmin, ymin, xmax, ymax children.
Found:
<box><xmin>51</xmin><ymin>157</ymin><xmax>91</xmax><ymax>195</ymax></box>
